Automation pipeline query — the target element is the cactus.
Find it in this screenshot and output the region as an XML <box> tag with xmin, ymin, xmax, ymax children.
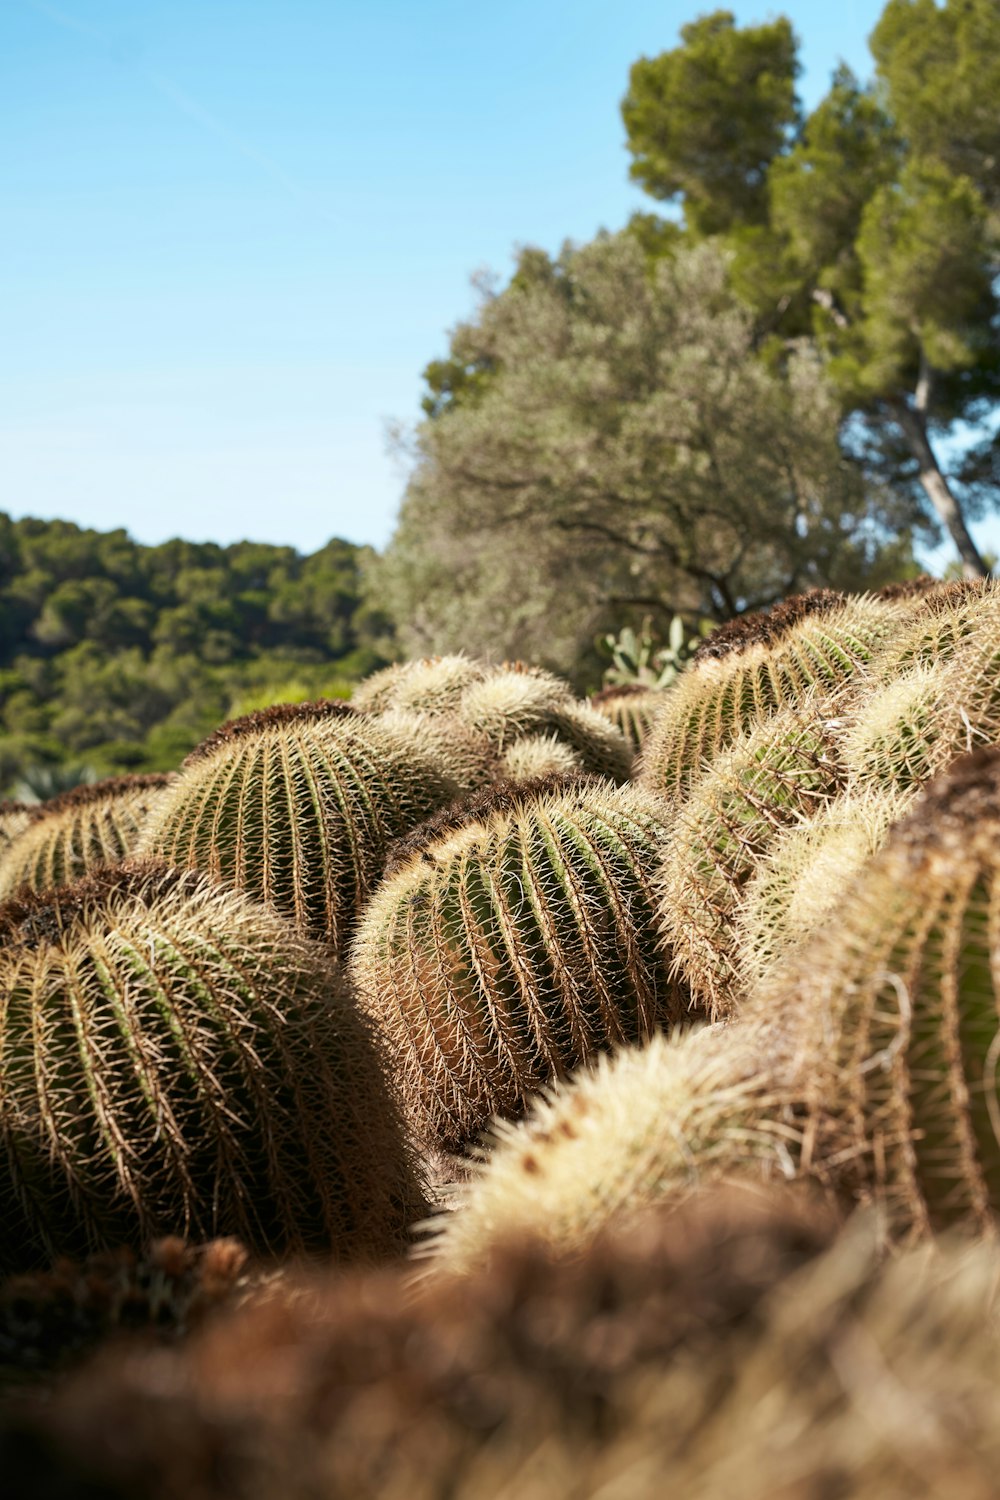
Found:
<box><xmin>0</xmin><ymin>776</ymin><xmax>170</xmax><ymax>900</ymax></box>
<box><xmin>350</xmin><ymin>779</ymin><xmax>691</xmax><ymax>1151</ymax></box>
<box><xmin>0</xmin><ymin>802</ymin><xmax>31</xmax><ymax>858</ymax></box>
<box><xmin>590</xmin><ymin>684</ymin><xmax>669</xmax><ymax>754</ymax></box>
<box><xmin>497</xmin><ymin>732</ymin><xmax>584</xmax><ymax>782</ymax></box>
<box><xmin>865</xmin><ymin>576</ymin><xmax>997</xmax><ymax>681</ymax></box>
<box><xmin>456</xmin><ymin>669</ymin><xmax>634</xmax><ymax>782</ymax></box>
<box><xmin>657</xmin><ymin>704</ymin><xmax>844</xmax><ymax>1019</ymax></box>
<box><xmin>425</xmin><ymin>1025</ymin><xmax>784</xmax><ymax>1270</ymax></box>
<box><xmin>0</xmin><ymin>861</ymin><xmax>423</xmax><ymax>1272</ymax></box>
<box><xmin>638</xmin><ymin>591</ymin><xmax>900</xmax><ymax>802</ymax></box>
<box><xmin>371</xmin><ymin>707</ymin><xmax>498</xmax><ymax>793</ymax></box>
<box><xmin>351</xmin><ymin>654</ymin><xmax>488</xmax><ymax>715</ymax></box>
<box><xmin>736</xmin><ymin>785</ymin><xmax>916</xmax><ymax>991</ymax></box>
<box><xmin>747</xmin><ymin>747</ymin><xmax>1000</xmax><ymax>1236</ymax></box>
<box><xmin>136</xmin><ymin>701</ymin><xmax>461</xmax><ymax>953</ymax></box>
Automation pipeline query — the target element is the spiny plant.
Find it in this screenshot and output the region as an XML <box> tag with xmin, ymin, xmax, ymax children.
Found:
<box><xmin>350</xmin><ymin>778</ymin><xmax>691</xmax><ymax>1151</ymax></box>
<box><xmin>736</xmin><ymin>785</ymin><xmax>917</xmax><ymax>992</ymax></box>
<box><xmin>496</xmin><ymin>732</ymin><xmax>584</xmax><ymax>783</ymax></box>
<box><xmin>1</xmin><ymin>1235</ymin><xmax>251</xmax><ymax>1383</ymax></box>
<box><xmin>0</xmin><ymin>775</ymin><xmax>171</xmax><ymax>900</ymax></box>
<box><xmin>136</xmin><ymin>700</ymin><xmax>461</xmax><ymax>953</ymax></box>
<box><xmin>840</xmin><ymin>662</ymin><xmax>960</xmax><ymax>794</ymax></box>
<box><xmin>0</xmin><ymin>802</ymin><xmax>31</xmax><ymax>858</ymax></box>
<box><xmin>589</xmin><ymin>684</ymin><xmax>669</xmax><ymax>754</ymax></box>
<box><xmin>424</xmin><ymin>1026</ymin><xmax>787</xmax><ymax>1272</ymax></box>
<box><xmin>2</xmin><ymin>1186</ymin><xmax>880</xmax><ymax>1500</ymax></box>
<box><xmin>638</xmin><ymin>590</ymin><xmax>901</xmax><ymax>802</ymax></box>
<box><xmin>864</xmin><ymin>575</ymin><xmax>998</xmax><ymax>681</ymax></box>
<box><xmin>0</xmin><ymin>861</ymin><xmax>423</xmax><ymax>1272</ymax></box>
<box><xmin>371</xmin><ymin>707</ymin><xmax>498</xmax><ymax>793</ymax></box>
<box><xmin>748</xmin><ymin>747</ymin><xmax>1000</xmax><ymax>1237</ymax></box>
<box><xmin>657</xmin><ymin>704</ymin><xmax>845</xmax><ymax>1019</ymax></box>
<box><xmin>351</xmin><ymin>654</ymin><xmax>489</xmax><ymax>715</ymax></box>
<box><xmin>456</xmin><ymin>669</ymin><xmax>634</xmax><ymax>782</ymax></box>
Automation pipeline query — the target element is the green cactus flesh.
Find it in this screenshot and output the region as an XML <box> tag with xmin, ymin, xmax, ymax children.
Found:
<box><xmin>590</xmin><ymin>686</ymin><xmax>669</xmax><ymax>755</ymax></box>
<box><xmin>0</xmin><ymin>862</ymin><xmax>423</xmax><ymax>1271</ymax></box>
<box><xmin>136</xmin><ymin>701</ymin><xmax>460</xmax><ymax>953</ymax></box>
<box><xmin>350</xmin><ymin>780</ymin><xmax>691</xmax><ymax>1151</ymax></box>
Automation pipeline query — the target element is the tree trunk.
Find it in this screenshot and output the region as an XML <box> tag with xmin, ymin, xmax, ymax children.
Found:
<box><xmin>892</xmin><ymin>354</ymin><xmax>988</xmax><ymax>579</ymax></box>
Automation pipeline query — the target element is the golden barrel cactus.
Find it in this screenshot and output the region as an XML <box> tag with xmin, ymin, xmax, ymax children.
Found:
<box><xmin>350</xmin><ymin>778</ymin><xmax>690</xmax><ymax>1151</ymax></box>
<box><xmin>0</xmin><ymin>861</ymin><xmax>422</xmax><ymax>1272</ymax></box>
<box><xmin>136</xmin><ymin>701</ymin><xmax>461</xmax><ymax>953</ymax></box>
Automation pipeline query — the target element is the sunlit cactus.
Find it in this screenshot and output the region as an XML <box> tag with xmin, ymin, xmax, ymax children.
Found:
<box><xmin>497</xmin><ymin>732</ymin><xmax>584</xmax><ymax>782</ymax></box>
<box><xmin>736</xmin><ymin>785</ymin><xmax>916</xmax><ymax>992</ymax></box>
<box><xmin>350</xmin><ymin>778</ymin><xmax>690</xmax><ymax>1151</ymax></box>
<box><xmin>426</xmin><ymin>1025</ymin><xmax>784</xmax><ymax>1271</ymax></box>
<box><xmin>351</xmin><ymin>654</ymin><xmax>489</xmax><ymax>715</ymax></box>
<box><xmin>865</xmin><ymin>576</ymin><xmax>997</xmax><ymax>681</ymax></box>
<box><xmin>590</xmin><ymin>684</ymin><xmax>669</xmax><ymax>754</ymax></box>
<box><xmin>0</xmin><ymin>801</ymin><xmax>31</xmax><ymax>858</ymax></box>
<box><xmin>456</xmin><ymin>669</ymin><xmax>634</xmax><ymax>782</ymax></box>
<box><xmin>0</xmin><ymin>862</ymin><xmax>423</xmax><ymax>1272</ymax></box>
<box><xmin>638</xmin><ymin>591</ymin><xmax>899</xmax><ymax>801</ymax></box>
<box><xmin>0</xmin><ymin>776</ymin><xmax>170</xmax><ymax>900</ymax></box>
<box><xmin>136</xmin><ymin>700</ymin><xmax>460</xmax><ymax>953</ymax></box>
<box><xmin>371</xmin><ymin>707</ymin><xmax>498</xmax><ymax>793</ymax></box>
<box><xmin>751</xmin><ymin>747</ymin><xmax>1000</xmax><ymax>1235</ymax></box>
<box><xmin>657</xmin><ymin>705</ymin><xmax>844</xmax><ymax>1019</ymax></box>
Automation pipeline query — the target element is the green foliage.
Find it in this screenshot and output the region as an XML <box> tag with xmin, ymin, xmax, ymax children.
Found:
<box><xmin>622</xmin><ymin>10</ymin><xmax>801</xmax><ymax>235</ymax></box>
<box><xmin>600</xmin><ymin>614</ymin><xmax>700</xmax><ymax>690</ymax></box>
<box><xmin>0</xmin><ymin>515</ymin><xmax>391</xmax><ymax>793</ymax></box>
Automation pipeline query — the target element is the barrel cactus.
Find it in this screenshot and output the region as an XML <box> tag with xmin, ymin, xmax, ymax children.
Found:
<box><xmin>639</xmin><ymin>591</ymin><xmax>899</xmax><ymax>802</ymax></box>
<box><xmin>456</xmin><ymin>669</ymin><xmax>634</xmax><ymax>782</ymax></box>
<box><xmin>0</xmin><ymin>776</ymin><xmax>170</xmax><ymax>900</ymax></box>
<box><xmin>350</xmin><ymin>778</ymin><xmax>691</xmax><ymax>1151</ymax></box>
<box><xmin>0</xmin><ymin>862</ymin><xmax>423</xmax><ymax>1271</ymax></box>
<box><xmin>657</xmin><ymin>704</ymin><xmax>844</xmax><ymax>1019</ymax></box>
<box><xmin>497</xmin><ymin>733</ymin><xmax>584</xmax><ymax>782</ymax></box>
<box><xmin>0</xmin><ymin>801</ymin><xmax>31</xmax><ymax>858</ymax></box>
<box><xmin>750</xmin><ymin>747</ymin><xmax>1000</xmax><ymax>1236</ymax></box>
<box><xmin>352</xmin><ymin>654</ymin><xmax>488</xmax><ymax>715</ymax></box>
<box><xmin>136</xmin><ymin>701</ymin><xmax>461</xmax><ymax>953</ymax></box>
<box><xmin>590</xmin><ymin>684</ymin><xmax>669</xmax><ymax>754</ymax></box>
<box><xmin>736</xmin><ymin>785</ymin><xmax>916</xmax><ymax>992</ymax></box>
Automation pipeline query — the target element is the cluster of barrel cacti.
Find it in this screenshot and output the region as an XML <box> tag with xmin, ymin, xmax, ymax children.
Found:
<box><xmin>6</xmin><ymin>585</ymin><xmax>1000</xmax><ymax>1495</ymax></box>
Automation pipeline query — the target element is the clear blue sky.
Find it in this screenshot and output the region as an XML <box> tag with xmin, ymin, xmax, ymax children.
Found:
<box><xmin>3</xmin><ymin>0</ymin><xmax>981</xmax><ymax>568</ymax></box>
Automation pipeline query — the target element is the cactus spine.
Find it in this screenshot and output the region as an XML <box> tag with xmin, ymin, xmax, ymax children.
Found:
<box><xmin>456</xmin><ymin>670</ymin><xmax>635</xmax><ymax>783</ymax></box>
<box><xmin>0</xmin><ymin>862</ymin><xmax>422</xmax><ymax>1271</ymax></box>
<box><xmin>136</xmin><ymin>701</ymin><xmax>460</xmax><ymax>953</ymax></box>
<box><xmin>590</xmin><ymin>685</ymin><xmax>669</xmax><ymax>754</ymax></box>
<box><xmin>350</xmin><ymin>779</ymin><xmax>690</xmax><ymax>1151</ymax></box>
<box><xmin>351</xmin><ymin>654</ymin><xmax>488</xmax><ymax>715</ymax></box>
<box><xmin>0</xmin><ymin>776</ymin><xmax>170</xmax><ymax>900</ymax></box>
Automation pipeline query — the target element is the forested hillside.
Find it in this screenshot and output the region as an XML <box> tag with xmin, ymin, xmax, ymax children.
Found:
<box><xmin>0</xmin><ymin>513</ymin><xmax>392</xmax><ymax>793</ymax></box>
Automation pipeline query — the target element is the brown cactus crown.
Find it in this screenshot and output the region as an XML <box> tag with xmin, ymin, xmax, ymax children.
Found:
<box><xmin>184</xmin><ymin>699</ymin><xmax>357</xmax><ymax>765</ymax></box>
<box><xmin>691</xmin><ymin>590</ymin><xmax>845</xmax><ymax>665</ymax></box>
<box><xmin>382</xmin><ymin>774</ymin><xmax>589</xmax><ymax>877</ymax></box>
<box><xmin>590</xmin><ymin>683</ymin><xmax>653</xmax><ymax>706</ymax></box>
<box><xmin>21</xmin><ymin>774</ymin><xmax>172</xmax><ymax>825</ymax></box>
<box><xmin>0</xmin><ymin>859</ymin><xmax>208</xmax><ymax>949</ymax></box>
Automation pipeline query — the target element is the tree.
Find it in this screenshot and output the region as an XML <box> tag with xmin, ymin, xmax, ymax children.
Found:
<box><xmin>622</xmin><ymin>2</ymin><xmax>1000</xmax><ymax>577</ymax></box>
<box><xmin>376</xmin><ymin>235</ymin><xmax>915</xmax><ymax>685</ymax></box>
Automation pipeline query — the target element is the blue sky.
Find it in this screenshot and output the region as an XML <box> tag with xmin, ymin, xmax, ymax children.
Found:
<box><xmin>3</xmin><ymin>0</ymin><xmax>982</xmax><ymax>567</ymax></box>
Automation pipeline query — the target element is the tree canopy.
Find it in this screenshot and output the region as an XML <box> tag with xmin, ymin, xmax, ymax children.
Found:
<box><xmin>0</xmin><ymin>514</ymin><xmax>391</xmax><ymax>793</ymax></box>
<box><xmin>622</xmin><ymin>1</ymin><xmax>1000</xmax><ymax>576</ymax></box>
<box><xmin>377</xmin><ymin>235</ymin><xmax>916</xmax><ymax>686</ymax></box>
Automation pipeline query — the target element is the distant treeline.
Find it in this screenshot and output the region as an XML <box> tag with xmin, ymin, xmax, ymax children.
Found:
<box><xmin>0</xmin><ymin>513</ymin><xmax>393</xmax><ymax>791</ymax></box>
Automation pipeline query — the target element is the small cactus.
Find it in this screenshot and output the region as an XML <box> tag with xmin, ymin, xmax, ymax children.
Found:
<box><xmin>350</xmin><ymin>778</ymin><xmax>691</xmax><ymax>1151</ymax></box>
<box><xmin>0</xmin><ymin>802</ymin><xmax>31</xmax><ymax>858</ymax></box>
<box><xmin>456</xmin><ymin>669</ymin><xmax>634</xmax><ymax>782</ymax></box>
<box><xmin>497</xmin><ymin>732</ymin><xmax>584</xmax><ymax>782</ymax></box>
<box><xmin>0</xmin><ymin>861</ymin><xmax>423</xmax><ymax>1271</ymax></box>
<box><xmin>0</xmin><ymin>776</ymin><xmax>170</xmax><ymax>900</ymax></box>
<box><xmin>370</xmin><ymin>707</ymin><xmax>498</xmax><ymax>793</ymax></box>
<box><xmin>136</xmin><ymin>701</ymin><xmax>461</xmax><ymax>953</ymax></box>
<box><xmin>351</xmin><ymin>654</ymin><xmax>488</xmax><ymax>715</ymax></box>
<box><xmin>657</xmin><ymin>705</ymin><xmax>844</xmax><ymax>1018</ymax></box>
<box><xmin>638</xmin><ymin>591</ymin><xmax>899</xmax><ymax>801</ymax></box>
<box><xmin>590</xmin><ymin>684</ymin><xmax>669</xmax><ymax>754</ymax></box>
